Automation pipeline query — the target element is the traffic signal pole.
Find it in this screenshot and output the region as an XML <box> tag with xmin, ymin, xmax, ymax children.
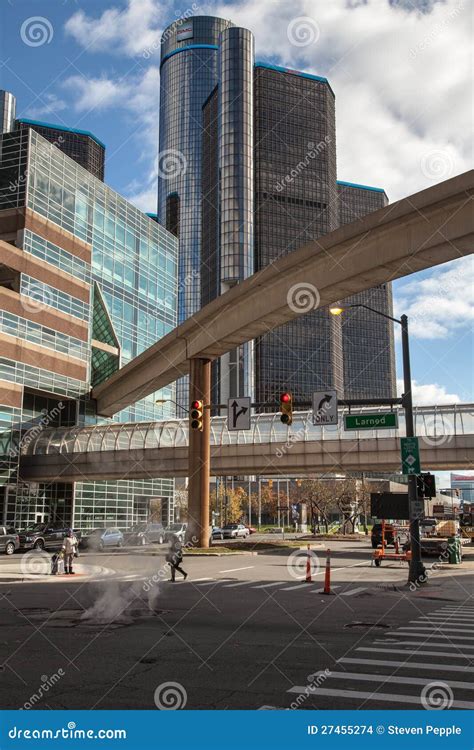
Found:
<box><xmin>401</xmin><ymin>315</ymin><xmax>425</xmax><ymax>584</ymax></box>
<box><xmin>188</xmin><ymin>358</ymin><xmax>211</xmax><ymax>548</ymax></box>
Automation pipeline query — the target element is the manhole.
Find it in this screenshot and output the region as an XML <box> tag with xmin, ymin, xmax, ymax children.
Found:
<box><xmin>25</xmin><ymin>607</ymin><xmax>170</xmax><ymax>629</ymax></box>
<box><xmin>345</xmin><ymin>622</ymin><xmax>390</xmax><ymax>629</ymax></box>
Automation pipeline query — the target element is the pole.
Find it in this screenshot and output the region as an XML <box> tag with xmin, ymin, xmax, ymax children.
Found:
<box><xmin>248</xmin><ymin>477</ymin><xmax>251</xmax><ymax>526</ymax></box>
<box><xmin>187</xmin><ymin>357</ymin><xmax>211</xmax><ymax>548</ymax></box>
<box><xmin>402</xmin><ymin>315</ymin><xmax>425</xmax><ymax>584</ymax></box>
<box><xmin>258</xmin><ymin>477</ymin><xmax>261</xmax><ymax>529</ymax></box>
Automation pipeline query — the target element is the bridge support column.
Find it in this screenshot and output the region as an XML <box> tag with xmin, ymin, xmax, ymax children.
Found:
<box><xmin>187</xmin><ymin>358</ymin><xmax>211</xmax><ymax>548</ymax></box>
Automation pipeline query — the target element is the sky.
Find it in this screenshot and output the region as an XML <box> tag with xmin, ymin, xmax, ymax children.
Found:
<box><xmin>0</xmin><ymin>0</ymin><xmax>472</xmax><ymax>484</ymax></box>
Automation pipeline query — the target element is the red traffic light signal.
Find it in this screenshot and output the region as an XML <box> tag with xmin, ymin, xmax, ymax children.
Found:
<box><xmin>190</xmin><ymin>399</ymin><xmax>203</xmax><ymax>430</ymax></box>
<box><xmin>280</xmin><ymin>392</ymin><xmax>293</xmax><ymax>425</ymax></box>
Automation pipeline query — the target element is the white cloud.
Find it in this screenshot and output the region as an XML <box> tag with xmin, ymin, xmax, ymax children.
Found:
<box><xmin>397</xmin><ymin>378</ymin><xmax>461</xmax><ymax>405</ymax></box>
<box><xmin>25</xmin><ymin>93</ymin><xmax>68</xmax><ymax>120</ymax></box>
<box><xmin>63</xmin><ymin>0</ymin><xmax>471</xmax><ymax>203</ymax></box>
<box><xmin>394</xmin><ymin>256</ymin><xmax>474</xmax><ymax>339</ymax></box>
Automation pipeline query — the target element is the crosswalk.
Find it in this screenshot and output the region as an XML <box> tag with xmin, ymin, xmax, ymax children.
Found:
<box><xmin>285</xmin><ymin>603</ymin><xmax>474</xmax><ymax>709</ymax></box>
<box><xmin>190</xmin><ymin>578</ymin><xmax>367</xmax><ymax>597</ymax></box>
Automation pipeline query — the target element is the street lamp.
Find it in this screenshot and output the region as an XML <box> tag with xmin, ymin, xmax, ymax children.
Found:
<box><xmin>329</xmin><ymin>302</ymin><xmax>426</xmax><ymax>584</ymax></box>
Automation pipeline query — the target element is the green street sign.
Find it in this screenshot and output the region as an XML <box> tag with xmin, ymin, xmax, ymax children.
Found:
<box><xmin>401</xmin><ymin>436</ymin><xmax>421</xmax><ymax>475</ymax></box>
<box><xmin>344</xmin><ymin>412</ymin><xmax>398</xmax><ymax>431</ymax></box>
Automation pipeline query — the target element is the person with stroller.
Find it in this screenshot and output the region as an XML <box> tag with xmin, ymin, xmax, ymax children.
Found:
<box><xmin>166</xmin><ymin>535</ymin><xmax>188</xmax><ymax>582</ymax></box>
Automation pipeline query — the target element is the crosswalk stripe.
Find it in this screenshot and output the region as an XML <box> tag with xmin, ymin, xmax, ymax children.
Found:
<box><xmin>252</xmin><ymin>582</ymin><xmax>286</xmax><ymax>589</ymax></box>
<box><xmin>287</xmin><ymin>672</ymin><xmax>474</xmax><ymax>690</ymax></box>
<box><xmin>375</xmin><ymin>640</ymin><xmax>474</xmax><ymax>650</ymax></box>
<box><xmin>312</xmin><ymin>585</ymin><xmax>341</xmax><ymax>594</ymax></box>
<box><xmin>340</xmin><ymin>587</ymin><xmax>366</xmax><ymax>597</ymax></box>
<box><xmin>419</xmin><ymin>616</ymin><xmax>474</xmax><ymax>622</ymax></box>
<box><xmin>196</xmin><ymin>580</ymin><xmax>222</xmax><ymax>586</ymax></box>
<box><xmin>223</xmin><ymin>581</ymin><xmax>253</xmax><ymax>588</ymax></box>
<box><xmin>285</xmin><ymin>686</ymin><xmax>474</xmax><ymax>709</ymax></box>
<box><xmin>392</xmin><ymin>631</ymin><xmax>474</xmax><ymax>641</ymax></box>
<box><xmin>357</xmin><ymin>647</ymin><xmax>471</xmax><ymax>659</ymax></box>
<box><xmin>279</xmin><ymin>583</ymin><xmax>314</xmax><ymax>591</ymax></box>
<box><xmin>405</xmin><ymin>624</ymin><xmax>472</xmax><ymax>633</ymax></box>
<box><xmin>338</xmin><ymin>657</ymin><xmax>471</xmax><ymax>673</ymax></box>
<box><xmin>191</xmin><ymin>577</ymin><xmax>213</xmax><ymax>582</ymax></box>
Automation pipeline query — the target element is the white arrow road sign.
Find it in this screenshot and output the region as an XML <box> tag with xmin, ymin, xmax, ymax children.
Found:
<box><xmin>312</xmin><ymin>390</ymin><xmax>338</xmax><ymax>425</ymax></box>
<box><xmin>228</xmin><ymin>397</ymin><xmax>251</xmax><ymax>431</ymax></box>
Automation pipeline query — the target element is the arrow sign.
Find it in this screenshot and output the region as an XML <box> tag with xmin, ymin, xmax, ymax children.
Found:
<box><xmin>227</xmin><ymin>397</ymin><xmax>251</xmax><ymax>431</ymax></box>
<box><xmin>312</xmin><ymin>390</ymin><xmax>338</xmax><ymax>425</ymax></box>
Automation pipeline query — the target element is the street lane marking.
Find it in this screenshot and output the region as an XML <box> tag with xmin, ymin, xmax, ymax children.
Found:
<box><xmin>357</xmin><ymin>647</ymin><xmax>471</xmax><ymax>659</ymax></box>
<box><xmin>340</xmin><ymin>587</ymin><xmax>366</xmax><ymax>597</ymax></box>
<box><xmin>196</xmin><ymin>580</ymin><xmax>220</xmax><ymax>586</ymax></box>
<box><xmin>419</xmin><ymin>615</ymin><xmax>474</xmax><ymax>621</ymax></box>
<box><xmin>338</xmin><ymin>657</ymin><xmax>471</xmax><ymax>673</ymax></box>
<box><xmin>330</xmin><ymin>561</ymin><xmax>369</xmax><ymax>572</ymax></box>
<box><xmin>253</xmin><ymin>581</ymin><xmax>286</xmax><ymax>589</ymax></box>
<box><xmin>223</xmin><ymin>581</ymin><xmax>253</xmax><ymax>588</ymax></box>
<box><xmin>279</xmin><ymin>583</ymin><xmax>314</xmax><ymax>591</ymax></box>
<box><xmin>406</xmin><ymin>623</ymin><xmax>472</xmax><ymax>632</ymax></box>
<box><xmin>191</xmin><ymin>577</ymin><xmax>214</xmax><ymax>583</ymax></box>
<box><xmin>219</xmin><ymin>566</ymin><xmax>254</xmax><ymax>573</ymax></box>
<box><xmin>284</xmin><ymin>686</ymin><xmax>474</xmax><ymax>709</ymax></box>
<box><xmin>287</xmin><ymin>672</ymin><xmax>474</xmax><ymax>690</ymax></box>
<box><xmin>375</xmin><ymin>640</ymin><xmax>474</xmax><ymax>650</ymax></box>
<box><xmin>392</xmin><ymin>632</ymin><xmax>474</xmax><ymax>641</ymax></box>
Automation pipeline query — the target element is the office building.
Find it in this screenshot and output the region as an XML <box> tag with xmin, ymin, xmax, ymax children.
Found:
<box><xmin>0</xmin><ymin>125</ymin><xmax>178</xmax><ymax>530</ymax></box>
<box><xmin>451</xmin><ymin>474</ymin><xmax>474</xmax><ymax>505</ymax></box>
<box><xmin>337</xmin><ymin>181</ymin><xmax>396</xmax><ymax>399</ymax></box>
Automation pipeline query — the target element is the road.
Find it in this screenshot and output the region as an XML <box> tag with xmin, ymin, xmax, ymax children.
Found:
<box><xmin>0</xmin><ymin>540</ymin><xmax>472</xmax><ymax>711</ymax></box>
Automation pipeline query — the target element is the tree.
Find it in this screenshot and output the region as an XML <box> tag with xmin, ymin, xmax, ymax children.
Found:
<box><xmin>300</xmin><ymin>479</ymin><xmax>336</xmax><ymax>533</ymax></box>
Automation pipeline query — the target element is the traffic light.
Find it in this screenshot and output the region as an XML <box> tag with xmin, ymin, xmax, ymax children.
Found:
<box><xmin>280</xmin><ymin>392</ymin><xmax>293</xmax><ymax>425</ymax></box>
<box><xmin>268</xmin><ymin>479</ymin><xmax>273</xmax><ymax>489</ymax></box>
<box><xmin>190</xmin><ymin>399</ymin><xmax>203</xmax><ymax>431</ymax></box>
<box><xmin>417</xmin><ymin>472</ymin><xmax>436</xmax><ymax>499</ymax></box>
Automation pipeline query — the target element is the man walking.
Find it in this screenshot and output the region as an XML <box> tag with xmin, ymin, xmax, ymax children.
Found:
<box><xmin>62</xmin><ymin>529</ymin><xmax>78</xmax><ymax>575</ymax></box>
<box><xmin>166</xmin><ymin>536</ymin><xmax>188</xmax><ymax>582</ymax></box>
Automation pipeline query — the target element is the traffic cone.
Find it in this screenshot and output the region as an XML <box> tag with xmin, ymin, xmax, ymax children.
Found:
<box><xmin>323</xmin><ymin>548</ymin><xmax>331</xmax><ymax>594</ymax></box>
<box><xmin>305</xmin><ymin>544</ymin><xmax>312</xmax><ymax>582</ymax></box>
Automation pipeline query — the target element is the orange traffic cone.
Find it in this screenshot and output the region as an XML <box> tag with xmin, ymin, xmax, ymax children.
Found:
<box><xmin>305</xmin><ymin>544</ymin><xmax>312</xmax><ymax>582</ymax></box>
<box><xmin>323</xmin><ymin>548</ymin><xmax>331</xmax><ymax>594</ymax></box>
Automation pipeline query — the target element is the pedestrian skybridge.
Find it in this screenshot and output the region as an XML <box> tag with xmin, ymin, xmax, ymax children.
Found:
<box><xmin>19</xmin><ymin>404</ymin><xmax>474</xmax><ymax>481</ymax></box>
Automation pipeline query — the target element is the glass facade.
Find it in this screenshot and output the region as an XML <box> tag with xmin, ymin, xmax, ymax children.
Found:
<box><xmin>0</xmin><ymin>128</ymin><xmax>178</xmax><ymax>530</ymax></box>
<box><xmin>337</xmin><ymin>181</ymin><xmax>396</xmax><ymax>399</ymax></box>
<box><xmin>158</xmin><ymin>16</ymin><xmax>233</xmax><ymax>410</ymax></box>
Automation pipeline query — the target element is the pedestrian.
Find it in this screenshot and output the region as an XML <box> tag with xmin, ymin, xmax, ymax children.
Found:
<box><xmin>62</xmin><ymin>529</ymin><xmax>78</xmax><ymax>575</ymax></box>
<box><xmin>166</xmin><ymin>535</ymin><xmax>188</xmax><ymax>582</ymax></box>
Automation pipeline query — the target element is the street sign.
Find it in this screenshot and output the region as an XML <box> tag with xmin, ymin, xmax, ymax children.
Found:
<box><xmin>312</xmin><ymin>390</ymin><xmax>338</xmax><ymax>425</ymax></box>
<box><xmin>227</xmin><ymin>397</ymin><xmax>251</xmax><ymax>431</ymax></box>
<box><xmin>400</xmin><ymin>436</ymin><xmax>421</xmax><ymax>475</ymax></box>
<box><xmin>344</xmin><ymin>412</ymin><xmax>398</xmax><ymax>431</ymax></box>
<box><xmin>409</xmin><ymin>498</ymin><xmax>425</xmax><ymax>520</ymax></box>
<box><xmin>370</xmin><ymin>492</ymin><xmax>409</xmax><ymax>520</ymax></box>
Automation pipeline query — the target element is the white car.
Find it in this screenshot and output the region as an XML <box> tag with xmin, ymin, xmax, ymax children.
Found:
<box><xmin>222</xmin><ymin>523</ymin><xmax>249</xmax><ymax>539</ymax></box>
<box><xmin>164</xmin><ymin>523</ymin><xmax>188</xmax><ymax>543</ymax></box>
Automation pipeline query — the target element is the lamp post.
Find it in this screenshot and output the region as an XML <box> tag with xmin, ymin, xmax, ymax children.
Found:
<box><xmin>329</xmin><ymin>303</ymin><xmax>426</xmax><ymax>584</ymax></box>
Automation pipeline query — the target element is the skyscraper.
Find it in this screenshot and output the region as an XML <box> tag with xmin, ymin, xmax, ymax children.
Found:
<box><xmin>337</xmin><ymin>181</ymin><xmax>396</xmax><ymax>399</ymax></box>
<box><xmin>159</xmin><ymin>15</ymin><xmax>395</xmax><ymax>409</ymax></box>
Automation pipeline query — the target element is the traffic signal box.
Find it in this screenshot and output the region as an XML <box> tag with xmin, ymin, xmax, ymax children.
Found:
<box><xmin>190</xmin><ymin>400</ymin><xmax>203</xmax><ymax>431</ymax></box>
<box><xmin>280</xmin><ymin>392</ymin><xmax>293</xmax><ymax>425</ymax></box>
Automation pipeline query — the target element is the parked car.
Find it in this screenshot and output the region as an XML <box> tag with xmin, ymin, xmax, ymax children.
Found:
<box><xmin>123</xmin><ymin>523</ymin><xmax>165</xmax><ymax>546</ymax></box>
<box><xmin>83</xmin><ymin>527</ymin><xmax>123</xmax><ymax>551</ymax></box>
<box><xmin>246</xmin><ymin>526</ymin><xmax>257</xmax><ymax>535</ymax></box>
<box><xmin>211</xmin><ymin>526</ymin><xmax>224</xmax><ymax>541</ymax></box>
<box><xmin>222</xmin><ymin>523</ymin><xmax>249</xmax><ymax>539</ymax></box>
<box><xmin>164</xmin><ymin>523</ymin><xmax>188</xmax><ymax>543</ymax></box>
<box><xmin>19</xmin><ymin>523</ymin><xmax>81</xmax><ymax>551</ymax></box>
<box><xmin>420</xmin><ymin>517</ymin><xmax>438</xmax><ymax>537</ymax></box>
<box><xmin>0</xmin><ymin>526</ymin><xmax>20</xmax><ymax>555</ymax></box>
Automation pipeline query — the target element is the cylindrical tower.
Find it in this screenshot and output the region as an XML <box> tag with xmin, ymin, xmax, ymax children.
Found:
<box><xmin>0</xmin><ymin>91</ymin><xmax>16</xmax><ymax>134</ymax></box>
<box><xmin>158</xmin><ymin>16</ymin><xmax>234</xmax><ymax>410</ymax></box>
<box><xmin>218</xmin><ymin>26</ymin><xmax>255</xmax><ymax>400</ymax></box>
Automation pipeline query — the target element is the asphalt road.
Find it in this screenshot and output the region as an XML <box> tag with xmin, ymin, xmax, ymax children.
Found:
<box><xmin>0</xmin><ymin>541</ymin><xmax>472</xmax><ymax>711</ymax></box>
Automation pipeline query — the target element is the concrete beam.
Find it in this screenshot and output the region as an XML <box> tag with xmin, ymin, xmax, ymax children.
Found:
<box><xmin>93</xmin><ymin>170</ymin><xmax>474</xmax><ymax>416</ymax></box>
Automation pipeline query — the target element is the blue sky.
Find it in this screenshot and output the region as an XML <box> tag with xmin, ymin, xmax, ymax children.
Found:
<box><xmin>1</xmin><ymin>0</ymin><xmax>472</xmax><ymax>429</ymax></box>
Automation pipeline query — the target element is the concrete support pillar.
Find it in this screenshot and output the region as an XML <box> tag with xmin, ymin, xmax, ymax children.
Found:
<box><xmin>187</xmin><ymin>358</ymin><xmax>211</xmax><ymax>548</ymax></box>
